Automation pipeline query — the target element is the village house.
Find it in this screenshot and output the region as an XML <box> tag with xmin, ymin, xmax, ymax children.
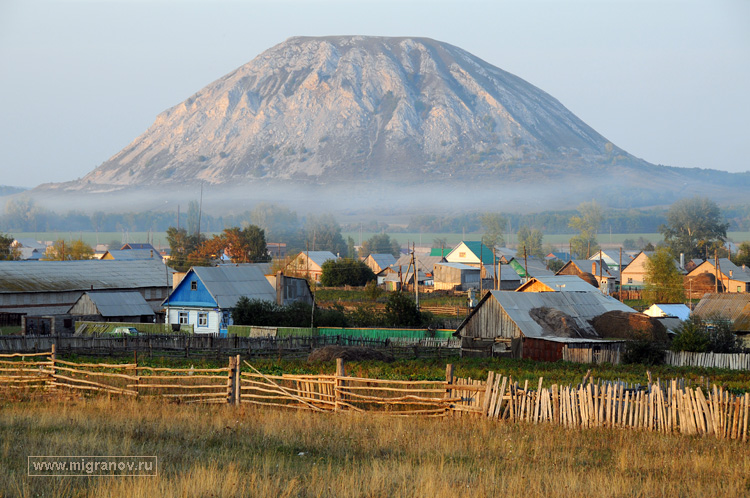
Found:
<box><xmin>101</xmin><ymin>249</ymin><xmax>162</xmax><ymax>261</ymax></box>
<box><xmin>286</xmin><ymin>251</ymin><xmax>338</xmax><ymax>283</ymax></box>
<box><xmin>363</xmin><ymin>253</ymin><xmax>397</xmax><ymax>275</ymax></box>
<box><xmin>515</xmin><ymin>275</ymin><xmax>601</xmax><ymax>293</ymax></box>
<box><xmin>686</xmin><ymin>259</ymin><xmax>750</xmax><ymax>294</ymax></box>
<box><xmin>588</xmin><ymin>250</ymin><xmax>635</xmax><ymax>271</ymax></box>
<box><xmin>164</xmin><ymin>265</ymin><xmax>276</xmax><ymax>335</ymax></box>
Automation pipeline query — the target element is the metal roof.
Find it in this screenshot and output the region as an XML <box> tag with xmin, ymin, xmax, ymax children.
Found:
<box><xmin>367</xmin><ymin>254</ymin><xmax>397</xmax><ymax>270</ymax></box>
<box><xmin>435</xmin><ymin>262</ymin><xmax>478</xmax><ymax>271</ymax></box>
<box><xmin>192</xmin><ymin>265</ymin><xmax>276</xmax><ymax>309</ymax></box>
<box><xmin>72</xmin><ymin>290</ymin><xmax>155</xmax><ymax>317</ymax></box>
<box><xmin>517</xmin><ymin>275</ymin><xmax>600</xmax><ymax>292</ymax></box>
<box><xmin>643</xmin><ymin>304</ymin><xmax>691</xmax><ymax>321</ymax></box>
<box><xmin>489</xmin><ymin>290</ymin><xmax>637</xmax><ymax>339</ymax></box>
<box><xmin>103</xmin><ymin>249</ymin><xmax>161</xmax><ymax>260</ymax></box>
<box><xmin>303</xmin><ymin>251</ymin><xmax>338</xmax><ymax>268</ymax></box>
<box><xmin>693</xmin><ymin>293</ymin><xmax>750</xmax><ymax>331</ymax></box>
<box><xmin>0</xmin><ymin>259</ymin><xmax>174</xmax><ymax>293</ymax></box>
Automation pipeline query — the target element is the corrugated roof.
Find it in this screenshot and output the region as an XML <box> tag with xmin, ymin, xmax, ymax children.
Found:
<box><xmin>517</xmin><ymin>275</ymin><xmax>600</xmax><ymax>292</ymax></box>
<box><xmin>305</xmin><ymin>251</ymin><xmax>338</xmax><ymax>268</ymax></box>
<box><xmin>0</xmin><ymin>260</ymin><xmax>173</xmax><ymax>293</ymax></box>
<box><xmin>490</xmin><ymin>290</ymin><xmax>637</xmax><ymax>339</ymax></box>
<box><xmin>435</xmin><ymin>262</ymin><xmax>478</xmax><ymax>271</ymax></box>
<box><xmin>693</xmin><ymin>293</ymin><xmax>750</xmax><ymax>331</ymax></box>
<box><xmin>73</xmin><ymin>291</ymin><xmax>155</xmax><ymax>317</ymax></box>
<box><xmin>192</xmin><ymin>266</ymin><xmax>276</xmax><ymax>309</ymax></box>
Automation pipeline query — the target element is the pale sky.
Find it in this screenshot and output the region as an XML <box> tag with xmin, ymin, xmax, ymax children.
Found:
<box><xmin>1</xmin><ymin>0</ymin><xmax>748</xmax><ymax>188</ymax></box>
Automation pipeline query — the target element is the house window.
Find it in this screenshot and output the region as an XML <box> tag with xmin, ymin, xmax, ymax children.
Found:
<box><xmin>191</xmin><ymin>281</ymin><xmax>197</xmax><ymax>291</ymax></box>
<box><xmin>198</xmin><ymin>312</ymin><xmax>208</xmax><ymax>327</ymax></box>
<box><xmin>459</xmin><ymin>252</ymin><xmax>466</xmax><ymax>258</ymax></box>
<box><xmin>627</xmin><ymin>278</ymin><xmax>633</xmax><ymax>284</ymax></box>
<box><xmin>178</xmin><ymin>311</ymin><xmax>189</xmax><ymax>324</ymax></box>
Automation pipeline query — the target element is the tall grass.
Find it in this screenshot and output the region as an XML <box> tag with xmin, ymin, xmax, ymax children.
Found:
<box><xmin>2</xmin><ymin>396</ymin><xmax>748</xmax><ymax>497</ymax></box>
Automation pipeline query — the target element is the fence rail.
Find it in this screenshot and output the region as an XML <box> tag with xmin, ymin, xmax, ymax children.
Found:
<box><xmin>1</xmin><ymin>349</ymin><xmax>747</xmax><ymax>441</ymax></box>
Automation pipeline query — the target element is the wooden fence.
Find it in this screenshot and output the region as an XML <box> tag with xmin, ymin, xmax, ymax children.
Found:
<box><xmin>0</xmin><ymin>334</ymin><xmax>460</xmax><ymax>360</ymax></box>
<box><xmin>562</xmin><ymin>343</ymin><xmax>624</xmax><ymax>365</ymax></box>
<box><xmin>1</xmin><ymin>349</ymin><xmax>748</xmax><ymax>440</ymax></box>
<box><xmin>665</xmin><ymin>351</ymin><xmax>750</xmax><ymax>371</ymax></box>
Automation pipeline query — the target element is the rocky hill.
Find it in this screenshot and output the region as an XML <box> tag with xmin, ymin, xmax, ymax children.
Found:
<box><xmin>52</xmin><ymin>36</ymin><xmax>646</xmax><ymax>190</ymax></box>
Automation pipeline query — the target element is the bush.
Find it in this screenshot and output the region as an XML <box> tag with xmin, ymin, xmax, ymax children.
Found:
<box><xmin>320</xmin><ymin>259</ymin><xmax>375</xmax><ymax>287</ymax></box>
<box><xmin>622</xmin><ymin>340</ymin><xmax>666</xmax><ymax>366</ymax></box>
<box><xmin>670</xmin><ymin>315</ymin><xmax>742</xmax><ymax>354</ymax></box>
<box><xmin>384</xmin><ymin>292</ymin><xmax>424</xmax><ymax>327</ymax></box>
<box><xmin>670</xmin><ymin>317</ymin><xmax>710</xmax><ymax>353</ymax></box>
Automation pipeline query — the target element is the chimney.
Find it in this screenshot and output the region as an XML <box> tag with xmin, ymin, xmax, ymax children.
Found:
<box><xmin>680</xmin><ymin>253</ymin><xmax>684</xmax><ymax>270</ymax></box>
<box><xmin>592</xmin><ymin>262</ymin><xmax>597</xmax><ymax>275</ymax></box>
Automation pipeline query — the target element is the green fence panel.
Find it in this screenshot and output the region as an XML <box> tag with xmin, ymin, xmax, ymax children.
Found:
<box><xmin>317</xmin><ymin>328</ymin><xmax>454</xmax><ymax>340</ymax></box>
<box><xmin>277</xmin><ymin>327</ymin><xmax>319</xmax><ymax>338</ymax></box>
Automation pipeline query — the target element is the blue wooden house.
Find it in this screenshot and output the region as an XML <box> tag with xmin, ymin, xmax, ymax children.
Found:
<box><xmin>163</xmin><ymin>265</ymin><xmax>276</xmax><ymax>335</ymax></box>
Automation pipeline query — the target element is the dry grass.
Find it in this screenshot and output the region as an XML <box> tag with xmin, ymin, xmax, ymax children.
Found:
<box><xmin>1</xmin><ymin>395</ymin><xmax>749</xmax><ymax>498</ymax></box>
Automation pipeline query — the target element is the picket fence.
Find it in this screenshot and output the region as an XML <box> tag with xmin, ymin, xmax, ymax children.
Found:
<box><xmin>665</xmin><ymin>351</ymin><xmax>750</xmax><ymax>371</ymax></box>
<box><xmin>1</xmin><ymin>348</ymin><xmax>747</xmax><ymax>440</ymax></box>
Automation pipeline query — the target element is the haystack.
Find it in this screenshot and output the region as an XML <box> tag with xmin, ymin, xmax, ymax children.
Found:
<box><xmin>528</xmin><ymin>307</ymin><xmax>595</xmax><ymax>338</ymax></box>
<box><xmin>308</xmin><ymin>346</ymin><xmax>394</xmax><ymax>362</ymax></box>
<box><xmin>591</xmin><ymin>311</ymin><xmax>668</xmax><ymax>342</ymax></box>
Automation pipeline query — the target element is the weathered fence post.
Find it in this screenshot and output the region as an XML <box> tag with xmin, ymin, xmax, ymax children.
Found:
<box><xmin>227</xmin><ymin>356</ymin><xmax>237</xmax><ymax>405</ymax></box>
<box><xmin>445</xmin><ymin>363</ymin><xmax>454</xmax><ymax>415</ymax></box>
<box><xmin>49</xmin><ymin>344</ymin><xmax>57</xmax><ymax>390</ymax></box>
<box><xmin>335</xmin><ymin>358</ymin><xmax>346</xmax><ymax>412</ymax></box>
<box><xmin>132</xmin><ymin>350</ymin><xmax>140</xmax><ymax>398</ymax></box>
<box><xmin>234</xmin><ymin>354</ymin><xmax>241</xmax><ymax>405</ymax></box>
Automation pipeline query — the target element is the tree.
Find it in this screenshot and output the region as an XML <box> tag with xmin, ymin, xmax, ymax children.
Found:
<box><xmin>659</xmin><ymin>196</ymin><xmax>728</xmax><ymax>259</ymax></box>
<box><xmin>517</xmin><ymin>226</ymin><xmax>544</xmax><ymax>260</ymax></box>
<box><xmin>346</xmin><ymin>237</ymin><xmax>357</xmax><ymax>259</ymax></box>
<box><xmin>480</xmin><ymin>213</ymin><xmax>506</xmax><ymax>248</ymax></box>
<box><xmin>320</xmin><ymin>259</ymin><xmax>375</xmax><ymax>287</ymax></box>
<box><xmin>732</xmin><ymin>241</ymin><xmax>750</xmax><ymax>267</ymax></box>
<box><xmin>42</xmin><ymin>239</ymin><xmax>94</xmax><ymax>260</ymax></box>
<box><xmin>0</xmin><ymin>233</ymin><xmax>19</xmax><ymax>260</ymax></box>
<box><xmin>568</xmin><ymin>201</ymin><xmax>603</xmax><ymax>258</ymax></box>
<box><xmin>643</xmin><ymin>247</ymin><xmax>685</xmax><ymax>305</ymax></box>
<box><xmin>384</xmin><ymin>292</ymin><xmax>423</xmax><ymax>327</ymax></box>
<box><xmin>359</xmin><ymin>233</ymin><xmax>400</xmax><ymax>258</ymax></box>
<box><xmin>304</xmin><ymin>215</ymin><xmax>347</xmax><ymax>256</ymax></box>
<box><xmin>166</xmin><ymin>227</ymin><xmax>206</xmax><ymax>271</ymax></box>
<box><xmin>193</xmin><ymin>226</ymin><xmax>268</xmax><ymax>264</ymax></box>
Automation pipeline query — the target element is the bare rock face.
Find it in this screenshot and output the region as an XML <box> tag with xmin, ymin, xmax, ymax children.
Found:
<box><xmin>62</xmin><ymin>36</ymin><xmax>632</xmax><ymax>191</ymax></box>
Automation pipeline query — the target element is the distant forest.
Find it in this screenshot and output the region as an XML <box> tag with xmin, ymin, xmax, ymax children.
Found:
<box><xmin>2</xmin><ymin>197</ymin><xmax>750</xmax><ymax>243</ymax></box>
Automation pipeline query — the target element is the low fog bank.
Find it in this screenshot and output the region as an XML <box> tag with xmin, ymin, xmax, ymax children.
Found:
<box><xmin>13</xmin><ymin>174</ymin><xmax>739</xmax><ymax>218</ymax></box>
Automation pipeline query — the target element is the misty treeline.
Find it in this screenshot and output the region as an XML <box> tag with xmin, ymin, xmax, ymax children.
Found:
<box><xmin>3</xmin><ymin>197</ymin><xmax>750</xmax><ymax>241</ymax></box>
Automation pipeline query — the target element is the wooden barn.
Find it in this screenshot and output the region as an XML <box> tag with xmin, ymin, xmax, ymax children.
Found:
<box><xmin>68</xmin><ymin>290</ymin><xmax>155</xmax><ymax>324</ymax></box>
<box><xmin>455</xmin><ymin>290</ymin><xmax>636</xmax><ymax>360</ymax></box>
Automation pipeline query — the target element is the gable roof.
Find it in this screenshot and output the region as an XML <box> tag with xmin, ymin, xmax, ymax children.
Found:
<box><xmin>516</xmin><ymin>275</ymin><xmax>600</xmax><ymax>293</ymax></box>
<box><xmin>102</xmin><ymin>249</ymin><xmax>162</xmax><ymax>260</ymax></box>
<box><xmin>172</xmin><ymin>265</ymin><xmax>276</xmax><ymax>309</ymax></box>
<box><xmin>693</xmin><ymin>293</ymin><xmax>750</xmax><ymax>331</ymax></box>
<box><xmin>446</xmin><ymin>241</ymin><xmax>496</xmax><ymax>264</ymax></box>
<box><xmin>69</xmin><ymin>290</ymin><xmax>154</xmax><ymax>317</ymax></box>
<box><xmin>459</xmin><ymin>290</ymin><xmax>636</xmax><ymax>339</ymax></box>
<box><xmin>366</xmin><ymin>253</ymin><xmax>397</xmax><ymax>270</ymax></box>
<box><xmin>0</xmin><ymin>259</ymin><xmax>173</xmax><ymax>293</ymax></box>
<box><xmin>302</xmin><ymin>251</ymin><xmax>338</xmax><ymax>268</ymax></box>
<box><xmin>121</xmin><ymin>243</ymin><xmax>159</xmax><ymax>251</ymax></box>
<box><xmin>643</xmin><ymin>304</ymin><xmax>691</xmax><ymax>321</ymax></box>
<box><xmin>508</xmin><ymin>257</ymin><xmax>555</xmax><ymax>279</ymax></box>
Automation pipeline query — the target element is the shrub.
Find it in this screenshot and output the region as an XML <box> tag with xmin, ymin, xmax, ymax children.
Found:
<box><xmin>384</xmin><ymin>292</ymin><xmax>424</xmax><ymax>327</ymax></box>
<box><xmin>320</xmin><ymin>259</ymin><xmax>375</xmax><ymax>287</ymax></box>
<box><xmin>622</xmin><ymin>340</ymin><xmax>666</xmax><ymax>366</ymax></box>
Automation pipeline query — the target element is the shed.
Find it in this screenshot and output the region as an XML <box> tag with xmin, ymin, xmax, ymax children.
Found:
<box><xmin>455</xmin><ymin>290</ymin><xmax>636</xmax><ymax>358</ymax></box>
<box><xmin>68</xmin><ymin>291</ymin><xmax>155</xmax><ymax>323</ymax></box>
<box><xmin>363</xmin><ymin>253</ymin><xmax>397</xmax><ymax>274</ymax></box>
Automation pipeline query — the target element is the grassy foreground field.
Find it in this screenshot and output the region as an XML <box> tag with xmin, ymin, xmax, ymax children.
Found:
<box><xmin>1</xmin><ymin>396</ymin><xmax>749</xmax><ymax>498</ymax></box>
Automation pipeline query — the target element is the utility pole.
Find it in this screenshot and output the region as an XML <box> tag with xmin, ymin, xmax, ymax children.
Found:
<box><xmin>479</xmin><ymin>242</ymin><xmax>484</xmax><ymax>296</ymax></box>
<box><xmin>413</xmin><ymin>243</ymin><xmax>419</xmax><ymax>309</ymax></box>
<box><xmin>619</xmin><ymin>247</ymin><xmax>623</xmax><ymax>302</ymax></box>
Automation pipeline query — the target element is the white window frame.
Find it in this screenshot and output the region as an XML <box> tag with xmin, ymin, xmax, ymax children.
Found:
<box><xmin>178</xmin><ymin>311</ymin><xmax>189</xmax><ymax>325</ymax></box>
<box><xmin>198</xmin><ymin>312</ymin><xmax>208</xmax><ymax>327</ymax></box>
